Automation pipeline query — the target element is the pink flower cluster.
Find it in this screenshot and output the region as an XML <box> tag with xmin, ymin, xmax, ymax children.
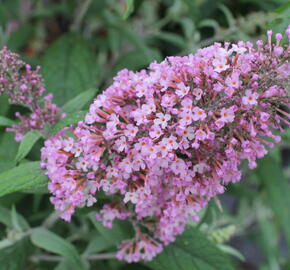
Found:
<box><xmin>41</xmin><ymin>27</ymin><xmax>290</xmax><ymax>262</ymax></box>
<box><xmin>0</xmin><ymin>47</ymin><xmax>62</xmax><ymax>141</ymax></box>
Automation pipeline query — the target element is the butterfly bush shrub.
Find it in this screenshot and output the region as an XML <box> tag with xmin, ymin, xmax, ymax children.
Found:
<box><xmin>41</xmin><ymin>27</ymin><xmax>290</xmax><ymax>262</ymax></box>
<box><xmin>1</xmin><ymin>27</ymin><xmax>290</xmax><ymax>263</ymax></box>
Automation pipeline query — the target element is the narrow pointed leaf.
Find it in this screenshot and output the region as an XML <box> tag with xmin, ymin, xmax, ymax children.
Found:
<box><xmin>122</xmin><ymin>0</ymin><xmax>134</xmax><ymax>20</ymax></box>
<box><xmin>49</xmin><ymin>110</ymin><xmax>87</xmax><ymax>135</ymax></box>
<box><xmin>0</xmin><ymin>116</ymin><xmax>15</xmax><ymax>127</ymax></box>
<box><xmin>15</xmin><ymin>130</ymin><xmax>41</xmax><ymax>162</ymax></box>
<box><xmin>31</xmin><ymin>228</ymin><xmax>84</xmax><ymax>270</ymax></box>
<box><xmin>61</xmin><ymin>88</ymin><xmax>97</xmax><ymax>114</ymax></box>
<box><xmin>0</xmin><ymin>162</ymin><xmax>48</xmax><ymax>198</ymax></box>
<box><xmin>0</xmin><ymin>206</ymin><xmax>29</xmax><ymax>230</ymax></box>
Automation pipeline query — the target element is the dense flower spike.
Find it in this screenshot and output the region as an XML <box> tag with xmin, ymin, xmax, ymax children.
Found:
<box><xmin>0</xmin><ymin>47</ymin><xmax>62</xmax><ymax>141</ymax></box>
<box><xmin>41</xmin><ymin>27</ymin><xmax>290</xmax><ymax>262</ymax></box>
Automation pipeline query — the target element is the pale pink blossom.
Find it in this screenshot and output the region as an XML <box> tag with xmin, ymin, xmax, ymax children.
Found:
<box><xmin>154</xmin><ymin>113</ymin><xmax>171</xmax><ymax>128</ymax></box>
<box><xmin>124</xmin><ymin>192</ymin><xmax>138</xmax><ymax>204</ymax></box>
<box><xmin>124</xmin><ymin>124</ymin><xmax>138</xmax><ymax>139</ymax></box>
<box><xmin>192</xmin><ymin>107</ymin><xmax>207</xmax><ymax>121</ymax></box>
<box><xmin>115</xmin><ymin>136</ymin><xmax>128</xmax><ymax>152</ymax></box>
<box><xmin>149</xmin><ymin>126</ymin><xmax>163</xmax><ymax>139</ymax></box>
<box><xmin>195</xmin><ymin>129</ymin><xmax>207</xmax><ymax>141</ymax></box>
<box><xmin>242</xmin><ymin>90</ymin><xmax>259</xmax><ymax>106</ymax></box>
<box><xmin>176</xmin><ymin>82</ymin><xmax>190</xmax><ymax>97</ymax></box>
<box><xmin>220</xmin><ymin>107</ymin><xmax>235</xmax><ymax>123</ymax></box>
<box><xmin>225</xmin><ymin>71</ymin><xmax>241</xmax><ymax>88</ymax></box>
<box><xmin>193</xmin><ymin>88</ymin><xmax>203</xmax><ymax>100</ymax></box>
<box><xmin>212</xmin><ymin>57</ymin><xmax>229</xmax><ymax>73</ymax></box>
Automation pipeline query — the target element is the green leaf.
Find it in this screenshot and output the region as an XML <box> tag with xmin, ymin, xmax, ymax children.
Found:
<box><xmin>154</xmin><ymin>32</ymin><xmax>187</xmax><ymax>50</ymax></box>
<box><xmin>0</xmin><ymin>133</ymin><xmax>18</xmax><ymax>161</ymax></box>
<box><xmin>61</xmin><ymin>88</ymin><xmax>97</xmax><ymax>114</ymax></box>
<box><xmin>275</xmin><ymin>2</ymin><xmax>290</xmax><ymax>15</ymax></box>
<box><xmin>55</xmin><ymin>260</ymin><xmax>74</xmax><ymax>270</ymax></box>
<box><xmin>0</xmin><ymin>116</ymin><xmax>15</xmax><ymax>127</ymax></box>
<box><xmin>218</xmin><ymin>4</ymin><xmax>235</xmax><ymax>26</ymax></box>
<box><xmin>49</xmin><ymin>110</ymin><xmax>87</xmax><ymax>135</ymax></box>
<box><xmin>31</xmin><ymin>3</ymin><xmax>69</xmax><ymax>18</ymax></box>
<box><xmin>0</xmin><ymin>239</ymin><xmax>14</xmax><ymax>250</ymax></box>
<box><xmin>113</xmin><ymin>48</ymin><xmax>162</xmax><ymax>73</ymax></box>
<box><xmin>179</xmin><ymin>18</ymin><xmax>195</xmax><ymax>41</ymax></box>
<box><xmin>104</xmin><ymin>12</ymin><xmax>153</xmax><ymax>62</ymax></box>
<box><xmin>83</xmin><ymin>233</ymin><xmax>114</xmax><ymax>255</ymax></box>
<box><xmin>0</xmin><ymin>162</ymin><xmax>48</xmax><ymax>198</ymax></box>
<box><xmin>268</xmin><ymin>2</ymin><xmax>290</xmax><ymax>43</ymax></box>
<box><xmin>107</xmin><ymin>26</ymin><xmax>122</xmax><ymax>55</ymax></box>
<box><xmin>0</xmin><ymin>161</ymin><xmax>16</xmax><ymax>174</ymax></box>
<box><xmin>122</xmin><ymin>0</ymin><xmax>134</xmax><ymax>20</ymax></box>
<box><xmin>0</xmin><ymin>95</ymin><xmax>9</xmax><ymax>116</ymax></box>
<box><xmin>0</xmin><ymin>206</ymin><xmax>29</xmax><ymax>230</ymax></box>
<box><xmin>282</xmin><ymin>128</ymin><xmax>290</xmax><ymax>141</ymax></box>
<box><xmin>11</xmin><ymin>205</ymin><xmax>22</xmax><ymax>232</ymax></box>
<box><xmin>207</xmin><ymin>225</ymin><xmax>236</xmax><ymax>244</ymax></box>
<box><xmin>146</xmin><ymin>227</ymin><xmax>235</xmax><ymax>270</ymax></box>
<box><xmin>0</xmin><ymin>237</ymin><xmax>33</xmax><ymax>270</ymax></box>
<box><xmin>7</xmin><ymin>24</ymin><xmax>33</xmax><ymax>51</ymax></box>
<box><xmin>198</xmin><ymin>19</ymin><xmax>219</xmax><ymax>33</ymax></box>
<box><xmin>0</xmin><ymin>133</ymin><xmax>18</xmax><ymax>173</ymax></box>
<box><xmin>15</xmin><ymin>131</ymin><xmax>41</xmax><ymax>162</ymax></box>
<box><xmin>30</xmin><ymin>228</ymin><xmax>84</xmax><ymax>270</ymax></box>
<box><xmin>89</xmin><ymin>213</ymin><xmax>133</xmax><ymax>245</ymax></box>
<box><xmin>41</xmin><ymin>33</ymin><xmax>97</xmax><ymax>106</ymax></box>
<box><xmin>197</xmin><ymin>199</ymin><xmax>220</xmax><ymax>228</ymax></box>
<box><xmin>181</xmin><ymin>0</ymin><xmax>199</xmax><ymax>21</ymax></box>
<box><xmin>257</xmin><ymin>214</ymin><xmax>280</xmax><ymax>269</ymax></box>
<box><xmin>255</xmin><ymin>155</ymin><xmax>290</xmax><ymax>249</ymax></box>
<box><xmin>217</xmin><ymin>244</ymin><xmax>245</xmax><ymax>262</ymax></box>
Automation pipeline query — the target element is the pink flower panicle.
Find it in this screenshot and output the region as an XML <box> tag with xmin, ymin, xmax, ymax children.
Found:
<box><xmin>0</xmin><ymin>46</ymin><xmax>62</xmax><ymax>141</ymax></box>
<box><xmin>116</xmin><ymin>232</ymin><xmax>163</xmax><ymax>262</ymax></box>
<box><xmin>41</xmin><ymin>26</ymin><xmax>290</xmax><ymax>262</ymax></box>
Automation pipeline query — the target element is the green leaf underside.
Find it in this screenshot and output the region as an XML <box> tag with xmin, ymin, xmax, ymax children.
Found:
<box><xmin>31</xmin><ymin>228</ymin><xmax>84</xmax><ymax>270</ymax></box>
<box><xmin>0</xmin><ymin>206</ymin><xmax>29</xmax><ymax>230</ymax></box>
<box><xmin>146</xmin><ymin>227</ymin><xmax>235</xmax><ymax>270</ymax></box>
<box><xmin>0</xmin><ymin>116</ymin><xmax>15</xmax><ymax>127</ymax></box>
<box><xmin>15</xmin><ymin>131</ymin><xmax>41</xmax><ymax>162</ymax></box>
<box><xmin>0</xmin><ymin>162</ymin><xmax>48</xmax><ymax>198</ymax></box>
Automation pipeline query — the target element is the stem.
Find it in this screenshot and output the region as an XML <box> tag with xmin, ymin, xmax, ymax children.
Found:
<box><xmin>42</xmin><ymin>211</ymin><xmax>60</xmax><ymax>229</ymax></box>
<box><xmin>30</xmin><ymin>252</ymin><xmax>116</xmax><ymax>263</ymax></box>
<box><xmin>31</xmin><ymin>254</ymin><xmax>62</xmax><ymax>262</ymax></box>
<box><xmin>85</xmin><ymin>253</ymin><xmax>116</xmax><ymax>260</ymax></box>
<box><xmin>70</xmin><ymin>0</ymin><xmax>93</xmax><ymax>32</ymax></box>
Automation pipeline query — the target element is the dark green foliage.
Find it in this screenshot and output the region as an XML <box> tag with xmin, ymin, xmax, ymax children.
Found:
<box><xmin>41</xmin><ymin>34</ymin><xmax>97</xmax><ymax>106</ymax></box>
<box><xmin>0</xmin><ymin>1</ymin><xmax>289</xmax><ymax>269</ymax></box>
<box><xmin>146</xmin><ymin>227</ymin><xmax>235</xmax><ymax>270</ymax></box>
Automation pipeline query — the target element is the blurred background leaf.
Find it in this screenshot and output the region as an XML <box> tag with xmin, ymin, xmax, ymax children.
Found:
<box><xmin>0</xmin><ymin>0</ymin><xmax>289</xmax><ymax>269</ymax></box>
<box><xmin>146</xmin><ymin>227</ymin><xmax>235</xmax><ymax>270</ymax></box>
<box><xmin>41</xmin><ymin>33</ymin><xmax>97</xmax><ymax>106</ymax></box>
